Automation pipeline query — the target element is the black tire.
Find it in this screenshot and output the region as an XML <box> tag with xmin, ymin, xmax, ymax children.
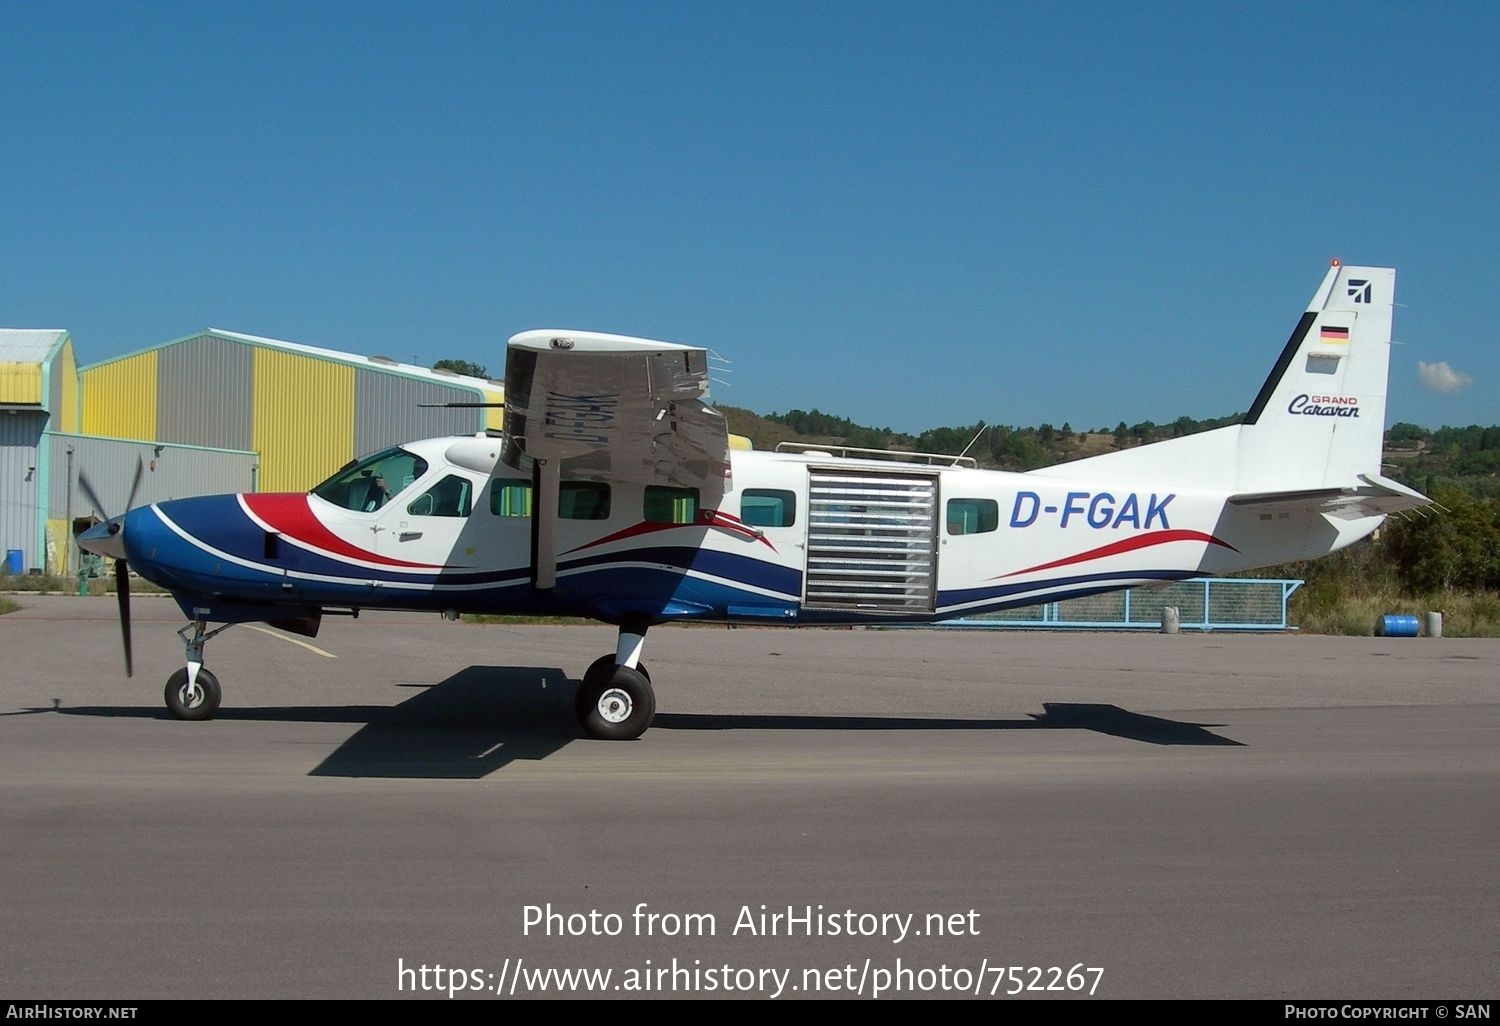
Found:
<box><xmin>575</xmin><ymin>665</ymin><xmax>655</xmax><ymax>741</ymax></box>
<box><xmin>582</xmin><ymin>654</ymin><xmax>649</xmax><ymax>687</ymax></box>
<box><xmin>164</xmin><ymin>667</ymin><xmax>222</xmax><ymax>721</ymax></box>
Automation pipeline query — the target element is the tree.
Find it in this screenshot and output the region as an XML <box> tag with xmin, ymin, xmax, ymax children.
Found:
<box><xmin>1385</xmin><ymin>491</ymin><xmax>1500</xmax><ymax>592</ymax></box>
<box><xmin>432</xmin><ymin>358</ymin><xmax>490</xmax><ymax>378</ymax></box>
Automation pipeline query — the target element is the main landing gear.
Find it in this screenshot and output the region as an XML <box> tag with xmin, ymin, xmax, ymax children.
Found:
<box><xmin>164</xmin><ymin>618</ymin><xmax>231</xmax><ymax>721</ymax></box>
<box><xmin>575</xmin><ymin>618</ymin><xmax>657</xmax><ymax>741</ymax></box>
<box><xmin>157</xmin><ymin>613</ymin><xmax>663</xmax><ymax>737</ymax></box>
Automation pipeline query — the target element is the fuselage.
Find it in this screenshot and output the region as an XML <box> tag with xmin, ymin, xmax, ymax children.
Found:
<box><xmin>120</xmin><ymin>434</ymin><xmax>1381</xmax><ymax>627</ymax></box>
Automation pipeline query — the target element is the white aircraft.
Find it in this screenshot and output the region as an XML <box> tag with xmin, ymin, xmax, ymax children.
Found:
<box><xmin>79</xmin><ymin>262</ymin><xmax>1429</xmax><ymax>738</ymax></box>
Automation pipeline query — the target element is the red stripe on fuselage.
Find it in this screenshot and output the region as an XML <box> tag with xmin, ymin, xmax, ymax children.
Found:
<box><xmin>242</xmin><ymin>493</ymin><xmax>446</xmax><ymax>569</ymax></box>
<box><xmin>564</xmin><ymin>509</ymin><xmax>776</xmax><ymax>554</ymax></box>
<box><xmin>1000</xmin><ymin>529</ymin><xmax>1238</xmax><ymax>578</ymax></box>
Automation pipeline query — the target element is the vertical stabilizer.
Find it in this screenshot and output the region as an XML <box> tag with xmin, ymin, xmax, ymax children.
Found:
<box><xmin>1233</xmin><ymin>263</ymin><xmax>1394</xmax><ymax>492</ymax></box>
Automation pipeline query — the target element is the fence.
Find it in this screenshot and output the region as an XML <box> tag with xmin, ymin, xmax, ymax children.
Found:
<box><xmin>944</xmin><ymin>578</ymin><xmax>1304</xmax><ymax>631</ymax></box>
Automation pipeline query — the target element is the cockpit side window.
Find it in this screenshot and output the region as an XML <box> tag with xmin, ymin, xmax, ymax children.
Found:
<box><xmin>408</xmin><ymin>475</ymin><xmax>472</xmax><ymax>517</ymax></box>
<box><xmin>311</xmin><ymin>448</ymin><xmax>429</xmax><ymax>512</ymax></box>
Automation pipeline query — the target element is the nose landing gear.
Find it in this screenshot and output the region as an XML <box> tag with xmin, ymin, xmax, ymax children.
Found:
<box><xmin>164</xmin><ymin>618</ymin><xmax>233</xmax><ymax>721</ymax></box>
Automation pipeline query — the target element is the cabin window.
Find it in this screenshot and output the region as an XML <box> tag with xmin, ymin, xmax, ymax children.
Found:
<box><xmin>741</xmin><ymin>489</ymin><xmax>796</xmax><ymax>528</ymax></box>
<box><xmin>407</xmin><ymin>475</ymin><xmax>472</xmax><ymax>518</ymax></box>
<box><xmin>946</xmin><ymin>498</ymin><xmax>998</xmax><ymax>535</ymax></box>
<box><xmin>311</xmin><ymin>447</ymin><xmax>428</xmax><ymax>512</ymax></box>
<box><xmin>644</xmin><ymin>486</ymin><xmax>699</xmax><ymax>524</ymax></box>
<box><xmin>560</xmin><ymin>481</ymin><xmax>611</xmax><ymax>520</ymax></box>
<box><xmin>490</xmin><ymin>479</ymin><xmax>533</xmax><ymax>518</ymax></box>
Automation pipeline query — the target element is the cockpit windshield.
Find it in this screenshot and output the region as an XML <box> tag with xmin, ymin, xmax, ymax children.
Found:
<box><xmin>311</xmin><ymin>448</ymin><xmax>429</xmax><ymax>512</ymax></box>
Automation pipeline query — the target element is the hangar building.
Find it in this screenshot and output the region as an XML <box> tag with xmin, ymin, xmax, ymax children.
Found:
<box><xmin>3</xmin><ymin>327</ymin><xmax>502</xmax><ymax>575</ymax></box>
<box><xmin>2</xmin><ymin>330</ymin><xmax>77</xmax><ymax>572</ymax></box>
<box><xmin>80</xmin><ymin>329</ymin><xmax>504</xmax><ymax>493</ymax></box>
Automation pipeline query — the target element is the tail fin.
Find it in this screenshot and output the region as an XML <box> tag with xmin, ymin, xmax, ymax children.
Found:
<box><xmin>1036</xmin><ymin>263</ymin><xmax>1402</xmax><ymax>497</ymax></box>
<box><xmin>1233</xmin><ymin>262</ymin><xmax>1393</xmax><ymax>493</ymax></box>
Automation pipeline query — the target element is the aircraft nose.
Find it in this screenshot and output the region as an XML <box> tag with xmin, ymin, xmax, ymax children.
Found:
<box><xmin>78</xmin><ymin>515</ymin><xmax>128</xmax><ymax>561</ymax></box>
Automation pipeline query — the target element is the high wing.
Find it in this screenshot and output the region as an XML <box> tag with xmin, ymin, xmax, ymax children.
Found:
<box><xmin>1227</xmin><ymin>473</ymin><xmax>1433</xmax><ymax>521</ymax></box>
<box><xmin>500</xmin><ymin>329</ymin><xmax>730</xmax><ymax>588</ymax></box>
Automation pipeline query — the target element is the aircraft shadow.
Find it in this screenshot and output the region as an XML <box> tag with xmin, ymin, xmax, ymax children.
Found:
<box><xmin>306</xmin><ymin>666</ymin><xmax>577</xmax><ymax>779</ymax></box>
<box><xmin>13</xmin><ymin>667</ymin><xmax>578</xmax><ymax>780</ymax></box>
<box><xmin>655</xmin><ymin>704</ymin><xmax>1244</xmax><ymax>747</ymax></box>
<box><xmin>15</xmin><ymin>668</ymin><xmax>1242</xmax><ymax>779</ymax></box>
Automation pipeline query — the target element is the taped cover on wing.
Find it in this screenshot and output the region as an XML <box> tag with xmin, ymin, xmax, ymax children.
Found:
<box><xmin>501</xmin><ymin>330</ymin><xmax>730</xmax><ymax>500</ymax></box>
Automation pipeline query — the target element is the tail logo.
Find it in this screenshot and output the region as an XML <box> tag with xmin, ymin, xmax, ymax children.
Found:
<box><xmin>1348</xmin><ymin>279</ymin><xmax>1372</xmax><ymax>303</ymax></box>
<box><xmin>1288</xmin><ymin>394</ymin><xmax>1362</xmax><ymax>418</ymax></box>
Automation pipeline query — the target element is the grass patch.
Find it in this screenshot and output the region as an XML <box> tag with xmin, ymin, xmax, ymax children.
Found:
<box><xmin>0</xmin><ymin>572</ymin><xmax>168</xmax><ymax>595</ymax></box>
<box><xmin>0</xmin><ymin>597</ymin><xmax>18</xmax><ymax>615</ymax></box>
<box><xmin>1291</xmin><ymin>584</ymin><xmax>1500</xmax><ymax>637</ymax></box>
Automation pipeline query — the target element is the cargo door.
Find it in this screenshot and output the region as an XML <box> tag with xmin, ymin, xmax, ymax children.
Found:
<box><xmin>803</xmin><ymin>469</ymin><xmax>938</xmax><ymax>613</ymax></box>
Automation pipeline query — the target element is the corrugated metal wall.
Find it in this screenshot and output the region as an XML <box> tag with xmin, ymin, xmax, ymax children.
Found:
<box><xmin>353</xmin><ymin>370</ymin><xmax>485</xmax><ymax>457</ymax></box>
<box><xmin>157</xmin><ymin>334</ymin><xmax>253</xmax><ymax>450</ymax></box>
<box><xmin>252</xmin><ymin>347</ymin><xmax>354</xmax><ymax>492</ymax></box>
<box><xmin>46</xmin><ymin>433</ymin><xmax>257</xmax><ymax>519</ymax></box>
<box><xmin>78</xmin><ymin>335</ymin><xmax>506</xmax><ymax>497</ymax></box>
<box><xmin>82</xmin><ymin>352</ymin><xmax>158</xmax><ymax>440</ymax></box>
<box><xmin>43</xmin><ymin>433</ymin><xmax>256</xmax><ymax>575</ymax></box>
<box><xmin>0</xmin><ymin>362</ymin><xmax>42</xmax><ymax>404</ymax></box>
<box><xmin>54</xmin><ymin>341</ymin><xmax>78</xmax><ymax>434</ymax></box>
<box><xmin>1</xmin><ymin>413</ymin><xmax>45</xmax><ymax>566</ymax></box>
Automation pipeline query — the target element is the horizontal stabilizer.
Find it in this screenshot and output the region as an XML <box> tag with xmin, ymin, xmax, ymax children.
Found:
<box><xmin>1228</xmin><ymin>473</ymin><xmax>1432</xmax><ymax>521</ymax></box>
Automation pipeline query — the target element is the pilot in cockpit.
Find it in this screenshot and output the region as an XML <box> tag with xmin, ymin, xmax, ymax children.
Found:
<box><xmin>362</xmin><ymin>472</ymin><xmax>394</xmax><ymax>512</ymax></box>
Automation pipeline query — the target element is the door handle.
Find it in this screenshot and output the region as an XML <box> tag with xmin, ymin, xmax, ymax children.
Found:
<box><xmin>399</xmin><ymin>531</ymin><xmax>423</xmax><ymax>541</ymax></box>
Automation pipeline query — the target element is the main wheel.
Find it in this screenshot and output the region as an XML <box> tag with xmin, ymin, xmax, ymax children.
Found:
<box><xmin>575</xmin><ymin>665</ymin><xmax>655</xmax><ymax>741</ymax></box>
<box><xmin>165</xmin><ymin>667</ymin><xmax>222</xmax><ymax>721</ymax></box>
<box><xmin>583</xmin><ymin>654</ymin><xmax>650</xmax><ymax>686</ymax></box>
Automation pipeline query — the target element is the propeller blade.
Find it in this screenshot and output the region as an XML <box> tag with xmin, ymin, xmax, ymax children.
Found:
<box><xmin>115</xmin><ymin>559</ymin><xmax>133</xmax><ymax>678</ymax></box>
<box><xmin>123</xmin><ymin>456</ymin><xmax>145</xmax><ymax>512</ymax></box>
<box><xmin>78</xmin><ymin>470</ymin><xmax>109</xmax><ymax>520</ymax></box>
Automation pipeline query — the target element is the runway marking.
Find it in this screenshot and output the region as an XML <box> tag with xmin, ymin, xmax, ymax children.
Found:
<box><xmin>244</xmin><ymin>624</ymin><xmax>337</xmax><ymax>659</ymax></box>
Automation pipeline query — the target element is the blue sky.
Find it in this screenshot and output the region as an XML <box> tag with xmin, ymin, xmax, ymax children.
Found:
<box><xmin>3</xmin><ymin>1</ymin><xmax>1495</xmax><ymax>434</ymax></box>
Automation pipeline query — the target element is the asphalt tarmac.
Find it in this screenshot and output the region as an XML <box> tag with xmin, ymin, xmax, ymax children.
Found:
<box><xmin>1</xmin><ymin>594</ymin><xmax>1495</xmax><ymax>1000</ymax></box>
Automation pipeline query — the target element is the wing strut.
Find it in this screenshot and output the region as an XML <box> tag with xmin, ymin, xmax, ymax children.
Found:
<box><xmin>533</xmin><ymin>459</ymin><xmax>560</xmax><ymax>590</ymax></box>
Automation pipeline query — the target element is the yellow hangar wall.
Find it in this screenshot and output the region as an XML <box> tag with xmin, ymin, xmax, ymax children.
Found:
<box><xmin>0</xmin><ymin>361</ymin><xmax>42</xmax><ymax>404</ymax></box>
<box><xmin>79</xmin><ymin>332</ymin><xmax>501</xmax><ymax>496</ymax></box>
<box><xmin>40</xmin><ymin>338</ymin><xmax>80</xmax><ymax>571</ymax></box>
<box><xmin>251</xmin><ymin>347</ymin><xmax>355</xmax><ymax>492</ymax></box>
<box><xmin>81</xmin><ymin>351</ymin><xmax>157</xmax><ymax>440</ymax></box>
<box><xmin>54</xmin><ymin>342</ymin><xmax>78</xmax><ymax>434</ymax></box>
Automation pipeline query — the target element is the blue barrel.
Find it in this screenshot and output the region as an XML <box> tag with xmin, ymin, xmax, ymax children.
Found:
<box><xmin>3</xmin><ymin>549</ymin><xmax>22</xmax><ymax>575</ymax></box>
<box><xmin>1374</xmin><ymin>614</ymin><xmax>1420</xmax><ymax>638</ymax></box>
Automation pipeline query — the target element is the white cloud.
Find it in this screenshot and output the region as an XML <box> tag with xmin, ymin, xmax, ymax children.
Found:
<box><xmin>1416</xmin><ymin>361</ymin><xmax>1473</xmax><ymax>395</ymax></box>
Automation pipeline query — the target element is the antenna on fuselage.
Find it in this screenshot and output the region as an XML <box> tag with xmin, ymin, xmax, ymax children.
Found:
<box><xmin>957</xmin><ymin>422</ymin><xmax>988</xmax><ymax>462</ymax></box>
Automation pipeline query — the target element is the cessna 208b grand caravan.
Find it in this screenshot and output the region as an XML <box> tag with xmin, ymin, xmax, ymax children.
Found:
<box><xmin>79</xmin><ymin>262</ymin><xmax>1429</xmax><ymax>739</ymax></box>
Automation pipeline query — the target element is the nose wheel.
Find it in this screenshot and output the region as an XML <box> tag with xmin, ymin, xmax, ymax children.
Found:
<box><xmin>164</xmin><ymin>617</ymin><xmax>233</xmax><ymax>721</ymax></box>
<box><xmin>165</xmin><ymin>667</ymin><xmax>221</xmax><ymax>721</ymax></box>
